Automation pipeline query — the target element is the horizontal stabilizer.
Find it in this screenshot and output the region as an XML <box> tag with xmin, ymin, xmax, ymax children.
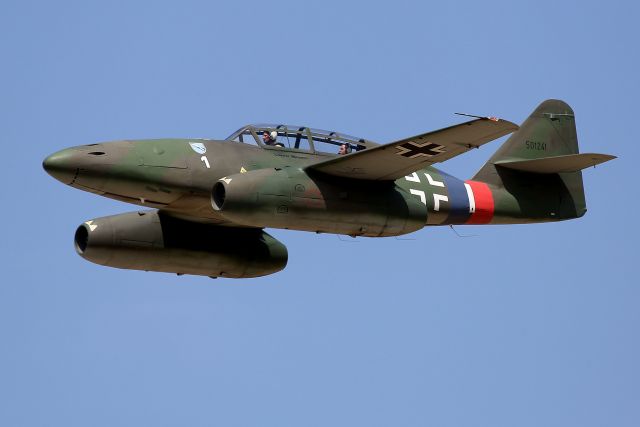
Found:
<box><xmin>495</xmin><ymin>153</ymin><xmax>616</xmax><ymax>173</ymax></box>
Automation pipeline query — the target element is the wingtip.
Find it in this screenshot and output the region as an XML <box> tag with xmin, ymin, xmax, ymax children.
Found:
<box><xmin>499</xmin><ymin>119</ymin><xmax>519</xmax><ymax>132</ymax></box>
<box><xmin>586</xmin><ymin>153</ymin><xmax>617</xmax><ymax>162</ymax></box>
<box><xmin>454</xmin><ymin>113</ymin><xmax>519</xmax><ymax>131</ymax></box>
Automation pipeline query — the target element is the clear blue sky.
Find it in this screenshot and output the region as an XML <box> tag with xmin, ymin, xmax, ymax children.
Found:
<box><xmin>1</xmin><ymin>1</ymin><xmax>638</xmax><ymax>426</ymax></box>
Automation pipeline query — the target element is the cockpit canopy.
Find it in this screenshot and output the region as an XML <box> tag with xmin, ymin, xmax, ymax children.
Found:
<box><xmin>226</xmin><ymin>124</ymin><xmax>377</xmax><ymax>155</ymax></box>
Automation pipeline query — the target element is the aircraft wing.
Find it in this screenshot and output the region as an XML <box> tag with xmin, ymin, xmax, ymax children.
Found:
<box><xmin>306</xmin><ymin>117</ymin><xmax>518</xmax><ymax>180</ymax></box>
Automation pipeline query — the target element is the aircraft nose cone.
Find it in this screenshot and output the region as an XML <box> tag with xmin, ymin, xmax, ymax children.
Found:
<box><xmin>43</xmin><ymin>148</ymin><xmax>77</xmax><ymax>184</ymax></box>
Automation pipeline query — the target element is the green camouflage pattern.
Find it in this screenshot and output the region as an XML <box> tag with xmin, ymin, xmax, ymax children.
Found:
<box><xmin>43</xmin><ymin>99</ymin><xmax>615</xmax><ymax>278</ymax></box>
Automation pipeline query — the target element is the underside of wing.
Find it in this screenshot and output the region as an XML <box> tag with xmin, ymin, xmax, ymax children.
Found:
<box><xmin>306</xmin><ymin>117</ymin><xmax>518</xmax><ymax>180</ymax></box>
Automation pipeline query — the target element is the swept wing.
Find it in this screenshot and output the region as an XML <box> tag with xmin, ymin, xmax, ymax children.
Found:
<box><xmin>306</xmin><ymin>117</ymin><xmax>518</xmax><ymax>180</ymax></box>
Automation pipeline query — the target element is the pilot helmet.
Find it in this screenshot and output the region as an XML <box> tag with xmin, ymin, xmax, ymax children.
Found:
<box><xmin>270</xmin><ymin>131</ymin><xmax>278</xmax><ymax>141</ymax></box>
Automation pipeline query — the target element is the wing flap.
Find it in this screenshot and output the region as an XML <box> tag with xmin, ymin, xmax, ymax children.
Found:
<box><xmin>306</xmin><ymin>117</ymin><xmax>518</xmax><ymax>180</ymax></box>
<box><xmin>495</xmin><ymin>153</ymin><xmax>616</xmax><ymax>173</ymax></box>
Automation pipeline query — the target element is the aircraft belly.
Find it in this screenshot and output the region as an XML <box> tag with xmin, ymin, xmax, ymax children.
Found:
<box><xmin>253</xmin><ymin>193</ymin><xmax>404</xmax><ymax>236</ymax></box>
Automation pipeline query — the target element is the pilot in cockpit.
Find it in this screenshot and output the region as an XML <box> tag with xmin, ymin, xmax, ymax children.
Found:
<box><xmin>338</xmin><ymin>143</ymin><xmax>351</xmax><ymax>155</ymax></box>
<box><xmin>263</xmin><ymin>131</ymin><xmax>284</xmax><ymax>147</ymax></box>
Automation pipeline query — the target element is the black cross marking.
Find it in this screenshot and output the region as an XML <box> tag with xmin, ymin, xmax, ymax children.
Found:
<box><xmin>395</xmin><ymin>141</ymin><xmax>446</xmax><ymax>159</ymax></box>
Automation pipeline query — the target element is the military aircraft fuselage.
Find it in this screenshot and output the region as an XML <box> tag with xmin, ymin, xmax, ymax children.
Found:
<box><xmin>44</xmin><ymin>138</ymin><xmax>432</xmax><ymax>237</ymax></box>
<box><xmin>43</xmin><ymin>134</ymin><xmax>586</xmax><ymax>240</ymax></box>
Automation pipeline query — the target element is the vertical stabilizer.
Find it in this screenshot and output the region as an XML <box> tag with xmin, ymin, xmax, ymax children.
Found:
<box><xmin>473</xmin><ymin>100</ymin><xmax>588</xmax><ymax>222</ymax></box>
<box><xmin>475</xmin><ymin>99</ymin><xmax>580</xmax><ymax>178</ymax></box>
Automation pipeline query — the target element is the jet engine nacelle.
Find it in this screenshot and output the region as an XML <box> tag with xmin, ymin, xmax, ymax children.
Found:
<box><xmin>74</xmin><ymin>211</ymin><xmax>288</xmax><ymax>278</ymax></box>
<box><xmin>211</xmin><ymin>168</ymin><xmax>427</xmax><ymax>237</ymax></box>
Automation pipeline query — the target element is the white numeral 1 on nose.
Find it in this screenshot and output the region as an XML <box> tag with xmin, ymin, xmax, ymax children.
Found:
<box><xmin>201</xmin><ymin>156</ymin><xmax>210</xmax><ymax>168</ymax></box>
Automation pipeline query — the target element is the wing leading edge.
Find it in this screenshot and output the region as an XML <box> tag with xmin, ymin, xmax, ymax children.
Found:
<box><xmin>306</xmin><ymin>117</ymin><xmax>519</xmax><ymax>180</ymax></box>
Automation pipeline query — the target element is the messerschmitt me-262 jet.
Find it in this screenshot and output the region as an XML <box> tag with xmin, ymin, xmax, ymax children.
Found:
<box><xmin>43</xmin><ymin>100</ymin><xmax>615</xmax><ymax>278</ymax></box>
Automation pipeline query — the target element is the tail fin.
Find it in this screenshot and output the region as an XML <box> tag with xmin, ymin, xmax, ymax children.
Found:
<box><xmin>473</xmin><ymin>99</ymin><xmax>615</xmax><ymax>222</ymax></box>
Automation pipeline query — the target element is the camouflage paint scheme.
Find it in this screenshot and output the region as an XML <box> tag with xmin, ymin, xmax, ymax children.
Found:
<box><xmin>43</xmin><ymin>100</ymin><xmax>615</xmax><ymax>278</ymax></box>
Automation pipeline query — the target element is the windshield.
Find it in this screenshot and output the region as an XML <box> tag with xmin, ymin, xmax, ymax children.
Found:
<box><xmin>226</xmin><ymin>127</ymin><xmax>258</xmax><ymax>146</ymax></box>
